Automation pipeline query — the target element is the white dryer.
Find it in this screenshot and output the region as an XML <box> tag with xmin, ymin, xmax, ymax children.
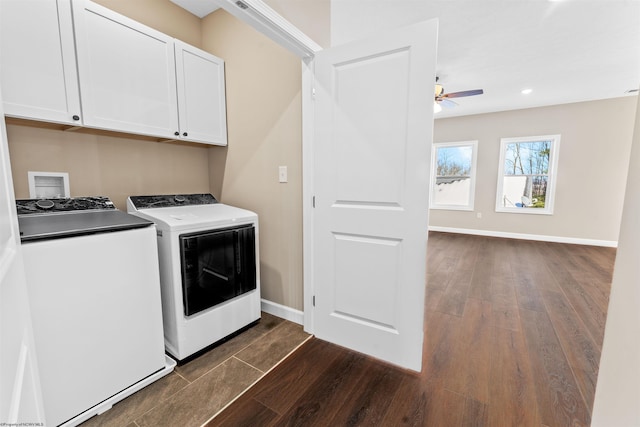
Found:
<box><xmin>127</xmin><ymin>194</ymin><xmax>260</xmax><ymax>361</ymax></box>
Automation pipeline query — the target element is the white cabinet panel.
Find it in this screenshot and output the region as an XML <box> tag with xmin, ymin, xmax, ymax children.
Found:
<box><xmin>175</xmin><ymin>41</ymin><xmax>228</xmax><ymax>146</ymax></box>
<box><xmin>0</xmin><ymin>0</ymin><xmax>82</xmax><ymax>125</ymax></box>
<box><xmin>72</xmin><ymin>0</ymin><xmax>179</xmax><ymax>139</ymax></box>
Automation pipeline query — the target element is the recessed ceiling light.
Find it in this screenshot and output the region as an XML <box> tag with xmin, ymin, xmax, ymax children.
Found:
<box><xmin>521</xmin><ymin>88</ymin><xmax>533</xmax><ymax>95</ymax></box>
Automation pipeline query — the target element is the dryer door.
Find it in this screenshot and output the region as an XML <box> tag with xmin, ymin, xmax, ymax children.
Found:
<box><xmin>179</xmin><ymin>224</ymin><xmax>256</xmax><ymax>316</ymax></box>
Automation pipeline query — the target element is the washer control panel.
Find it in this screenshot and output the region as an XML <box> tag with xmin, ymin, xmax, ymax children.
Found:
<box><xmin>16</xmin><ymin>196</ymin><xmax>115</xmax><ymax>216</ymax></box>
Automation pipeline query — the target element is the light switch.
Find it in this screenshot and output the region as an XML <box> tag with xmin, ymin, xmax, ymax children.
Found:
<box><xmin>279</xmin><ymin>166</ymin><xmax>288</xmax><ymax>183</ymax></box>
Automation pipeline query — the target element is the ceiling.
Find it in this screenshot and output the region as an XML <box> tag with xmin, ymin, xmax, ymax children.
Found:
<box><xmin>172</xmin><ymin>0</ymin><xmax>640</xmax><ymax>119</ymax></box>
<box><xmin>170</xmin><ymin>0</ymin><xmax>219</xmax><ymax>18</ymax></box>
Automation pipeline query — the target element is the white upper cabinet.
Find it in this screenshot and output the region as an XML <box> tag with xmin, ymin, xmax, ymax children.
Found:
<box><xmin>0</xmin><ymin>0</ymin><xmax>82</xmax><ymax>125</ymax></box>
<box><xmin>0</xmin><ymin>0</ymin><xmax>227</xmax><ymax>146</ymax></box>
<box><xmin>174</xmin><ymin>41</ymin><xmax>228</xmax><ymax>146</ymax></box>
<box><xmin>71</xmin><ymin>0</ymin><xmax>179</xmax><ymax>139</ymax></box>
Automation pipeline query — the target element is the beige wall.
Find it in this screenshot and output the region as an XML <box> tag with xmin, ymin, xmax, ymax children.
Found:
<box><xmin>431</xmin><ymin>97</ymin><xmax>637</xmax><ymax>243</ymax></box>
<box><xmin>7</xmin><ymin>124</ymin><xmax>209</xmax><ymax>210</ymax></box>
<box><xmin>202</xmin><ymin>10</ymin><xmax>304</xmax><ymax>310</ymax></box>
<box><xmin>592</xmin><ymin>84</ymin><xmax>640</xmax><ymax>426</ymax></box>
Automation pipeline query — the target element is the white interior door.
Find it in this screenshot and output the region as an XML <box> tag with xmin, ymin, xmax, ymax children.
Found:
<box><xmin>312</xmin><ymin>20</ymin><xmax>438</xmax><ymax>371</ymax></box>
<box><xmin>0</xmin><ymin>92</ymin><xmax>45</xmax><ymax>421</ymax></box>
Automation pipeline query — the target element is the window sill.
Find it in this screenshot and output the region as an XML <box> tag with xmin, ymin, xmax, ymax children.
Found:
<box><xmin>495</xmin><ymin>208</ymin><xmax>553</xmax><ymax>215</ymax></box>
<box><xmin>430</xmin><ymin>205</ymin><xmax>474</xmax><ymax>211</ymax></box>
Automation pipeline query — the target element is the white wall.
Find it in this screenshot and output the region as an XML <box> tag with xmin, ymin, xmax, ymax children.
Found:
<box><xmin>431</xmin><ymin>97</ymin><xmax>637</xmax><ymax>245</ymax></box>
<box><xmin>591</xmin><ymin>83</ymin><xmax>640</xmax><ymax>427</ymax></box>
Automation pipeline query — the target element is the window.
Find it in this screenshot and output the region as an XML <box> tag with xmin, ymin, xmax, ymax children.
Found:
<box><xmin>430</xmin><ymin>141</ymin><xmax>478</xmax><ymax>210</ymax></box>
<box><xmin>495</xmin><ymin>134</ymin><xmax>560</xmax><ymax>214</ymax></box>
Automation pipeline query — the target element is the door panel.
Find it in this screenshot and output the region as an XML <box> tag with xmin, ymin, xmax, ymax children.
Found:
<box><xmin>333</xmin><ymin>49</ymin><xmax>409</xmax><ymax>205</ymax></box>
<box><xmin>313</xmin><ymin>20</ymin><xmax>438</xmax><ymax>371</ymax></box>
<box><xmin>333</xmin><ymin>233</ymin><xmax>401</xmax><ymax>328</ymax></box>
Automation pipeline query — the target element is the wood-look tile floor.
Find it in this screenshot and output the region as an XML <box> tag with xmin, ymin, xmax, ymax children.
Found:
<box><xmin>79</xmin><ymin>313</ymin><xmax>311</xmax><ymax>427</ymax></box>
<box><xmin>209</xmin><ymin>232</ymin><xmax>615</xmax><ymax>427</ymax></box>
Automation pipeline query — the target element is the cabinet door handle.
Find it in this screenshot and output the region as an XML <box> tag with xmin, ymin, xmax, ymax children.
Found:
<box><xmin>174</xmin><ymin>131</ymin><xmax>179</xmax><ymax>136</ymax></box>
<box><xmin>72</xmin><ymin>115</ymin><xmax>80</xmax><ymax>121</ymax></box>
<box><xmin>183</xmin><ymin>132</ymin><xmax>188</xmax><ymax>137</ymax></box>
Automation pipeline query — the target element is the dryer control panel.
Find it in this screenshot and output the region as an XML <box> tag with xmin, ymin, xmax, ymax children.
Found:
<box><xmin>128</xmin><ymin>194</ymin><xmax>219</xmax><ymax>209</ymax></box>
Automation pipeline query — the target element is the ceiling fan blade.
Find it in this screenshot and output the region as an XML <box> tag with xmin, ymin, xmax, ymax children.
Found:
<box><xmin>440</xmin><ymin>99</ymin><xmax>458</xmax><ymax>109</ymax></box>
<box><xmin>443</xmin><ymin>89</ymin><xmax>484</xmax><ymax>99</ymax></box>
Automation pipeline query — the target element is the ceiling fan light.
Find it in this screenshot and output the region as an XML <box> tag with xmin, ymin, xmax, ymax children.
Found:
<box><xmin>435</xmin><ymin>84</ymin><xmax>444</xmax><ymax>97</ymax></box>
<box><xmin>434</xmin><ymin>101</ymin><xmax>442</xmax><ymax>113</ymax></box>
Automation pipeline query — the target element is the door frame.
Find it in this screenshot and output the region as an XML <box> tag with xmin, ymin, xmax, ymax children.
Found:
<box><xmin>214</xmin><ymin>0</ymin><xmax>321</xmax><ymax>332</ymax></box>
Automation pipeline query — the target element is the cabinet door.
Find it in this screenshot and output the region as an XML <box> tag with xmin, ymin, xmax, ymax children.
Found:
<box><xmin>72</xmin><ymin>0</ymin><xmax>179</xmax><ymax>139</ymax></box>
<box><xmin>175</xmin><ymin>41</ymin><xmax>228</xmax><ymax>146</ymax></box>
<box><xmin>0</xmin><ymin>0</ymin><xmax>82</xmax><ymax>125</ymax></box>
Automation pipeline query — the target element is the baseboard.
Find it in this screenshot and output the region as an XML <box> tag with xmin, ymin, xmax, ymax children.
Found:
<box><xmin>428</xmin><ymin>226</ymin><xmax>618</xmax><ymax>248</ymax></box>
<box><xmin>261</xmin><ymin>299</ymin><xmax>304</xmax><ymax>325</ymax></box>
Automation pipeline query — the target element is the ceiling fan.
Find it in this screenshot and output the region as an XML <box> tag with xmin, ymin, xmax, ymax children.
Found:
<box><xmin>434</xmin><ymin>77</ymin><xmax>484</xmax><ymax>112</ymax></box>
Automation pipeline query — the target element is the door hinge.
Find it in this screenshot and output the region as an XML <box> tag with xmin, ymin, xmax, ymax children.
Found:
<box><xmin>312</xmin><ymin>87</ymin><xmax>316</xmax><ymax>100</ymax></box>
<box><xmin>312</xmin><ymin>295</ymin><xmax>315</xmax><ymax>307</ymax></box>
<box><xmin>312</xmin><ymin>196</ymin><xmax>315</xmax><ymax>208</ymax></box>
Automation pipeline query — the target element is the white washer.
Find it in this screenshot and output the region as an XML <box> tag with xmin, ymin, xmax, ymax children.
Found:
<box><xmin>16</xmin><ymin>196</ymin><xmax>174</xmax><ymax>427</ymax></box>
<box><xmin>127</xmin><ymin>194</ymin><xmax>260</xmax><ymax>361</ymax></box>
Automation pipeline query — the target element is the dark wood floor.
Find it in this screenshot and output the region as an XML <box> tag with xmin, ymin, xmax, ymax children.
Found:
<box><xmin>206</xmin><ymin>232</ymin><xmax>615</xmax><ymax>427</ymax></box>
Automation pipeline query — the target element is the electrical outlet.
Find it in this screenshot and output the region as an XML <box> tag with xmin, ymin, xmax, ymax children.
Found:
<box><xmin>279</xmin><ymin>166</ymin><xmax>288</xmax><ymax>183</ymax></box>
<box><xmin>476</xmin><ymin>212</ymin><xmax>482</xmax><ymax>219</ymax></box>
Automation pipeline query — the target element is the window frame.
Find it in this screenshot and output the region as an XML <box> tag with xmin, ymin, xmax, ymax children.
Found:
<box><xmin>429</xmin><ymin>140</ymin><xmax>478</xmax><ymax>211</ymax></box>
<box><xmin>495</xmin><ymin>134</ymin><xmax>561</xmax><ymax>215</ymax></box>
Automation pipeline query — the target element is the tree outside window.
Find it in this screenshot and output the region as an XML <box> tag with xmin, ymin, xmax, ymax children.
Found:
<box><xmin>496</xmin><ymin>135</ymin><xmax>560</xmax><ymax>214</ymax></box>
<box><xmin>430</xmin><ymin>141</ymin><xmax>477</xmax><ymax>210</ymax></box>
